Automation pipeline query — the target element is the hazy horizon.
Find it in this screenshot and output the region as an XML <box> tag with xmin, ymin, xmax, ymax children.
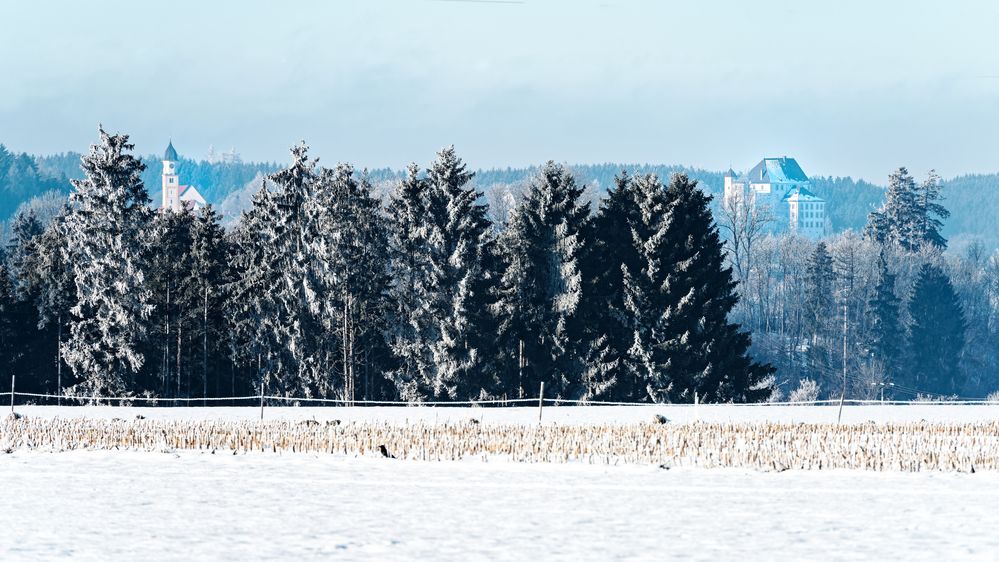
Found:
<box><xmin>4</xmin><ymin>0</ymin><xmax>999</xmax><ymax>183</ymax></box>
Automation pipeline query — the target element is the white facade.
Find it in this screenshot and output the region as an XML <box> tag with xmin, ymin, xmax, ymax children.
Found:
<box><xmin>160</xmin><ymin>141</ymin><xmax>207</xmax><ymax>213</ymax></box>
<box><xmin>723</xmin><ymin>157</ymin><xmax>826</xmax><ymax>240</ymax></box>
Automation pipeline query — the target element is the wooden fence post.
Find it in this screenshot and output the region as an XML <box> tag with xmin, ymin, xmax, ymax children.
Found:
<box><xmin>538</xmin><ymin>382</ymin><xmax>545</xmax><ymax>423</ymax></box>
<box><xmin>259</xmin><ymin>375</ymin><xmax>265</xmax><ymax>421</ymax></box>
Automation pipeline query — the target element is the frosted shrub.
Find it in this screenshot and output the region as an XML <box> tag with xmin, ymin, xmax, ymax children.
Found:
<box><xmin>987</xmin><ymin>391</ymin><xmax>999</xmax><ymax>403</ymax></box>
<box><xmin>789</xmin><ymin>379</ymin><xmax>820</xmax><ymax>403</ymax></box>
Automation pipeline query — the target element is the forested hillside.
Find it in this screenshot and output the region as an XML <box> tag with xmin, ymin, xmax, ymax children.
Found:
<box><xmin>4</xmin><ymin>143</ymin><xmax>999</xmax><ymax>249</ymax></box>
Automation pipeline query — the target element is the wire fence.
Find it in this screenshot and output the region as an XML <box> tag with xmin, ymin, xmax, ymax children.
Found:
<box><xmin>4</xmin><ymin>390</ymin><xmax>999</xmax><ymax>408</ymax></box>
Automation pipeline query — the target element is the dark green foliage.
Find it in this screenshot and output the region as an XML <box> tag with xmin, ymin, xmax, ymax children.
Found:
<box><xmin>867</xmin><ymin>252</ymin><xmax>904</xmax><ymax>385</ymax></box>
<box><xmin>494</xmin><ymin>162</ymin><xmax>591</xmax><ymax>399</ymax></box>
<box><xmin>621</xmin><ymin>173</ymin><xmax>773</xmax><ymax>403</ymax></box>
<box><xmin>906</xmin><ymin>264</ymin><xmax>966</xmax><ymax>396</ymax></box>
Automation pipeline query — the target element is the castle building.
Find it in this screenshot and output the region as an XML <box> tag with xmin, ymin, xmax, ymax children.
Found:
<box><xmin>161</xmin><ymin>141</ymin><xmax>207</xmax><ymax>212</ymax></box>
<box><xmin>723</xmin><ymin>156</ymin><xmax>826</xmax><ymax>239</ymax></box>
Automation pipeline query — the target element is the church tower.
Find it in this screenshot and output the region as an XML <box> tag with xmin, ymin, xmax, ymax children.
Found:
<box><xmin>162</xmin><ymin>141</ymin><xmax>181</xmax><ymax>212</ymax></box>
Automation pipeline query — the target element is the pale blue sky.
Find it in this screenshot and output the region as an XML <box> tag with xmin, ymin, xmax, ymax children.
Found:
<box><xmin>2</xmin><ymin>0</ymin><xmax>998</xmax><ymax>181</ymax></box>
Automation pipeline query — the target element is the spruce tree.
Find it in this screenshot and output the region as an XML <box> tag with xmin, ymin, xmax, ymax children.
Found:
<box><xmin>4</xmin><ymin>210</ymin><xmax>47</xmax><ymax>392</ymax></box>
<box><xmin>226</xmin><ymin>183</ymin><xmax>283</xmax><ymax>397</ymax></box>
<box><xmin>865</xmin><ymin>167</ymin><xmax>949</xmax><ymax>251</ymax></box>
<box><xmin>804</xmin><ymin>242</ymin><xmax>837</xmax><ymax>385</ymax></box>
<box><xmin>906</xmin><ymin>263</ymin><xmax>966</xmax><ymax>396</ymax></box>
<box><xmin>305</xmin><ymin>164</ymin><xmax>392</xmax><ymax>401</ymax></box>
<box><xmin>494</xmin><ymin>161</ymin><xmax>590</xmax><ymax>399</ymax></box>
<box><xmin>581</xmin><ymin>171</ymin><xmax>638</xmax><ymax>400</ymax></box>
<box><xmin>190</xmin><ymin>205</ymin><xmax>229</xmax><ymax>399</ymax></box>
<box><xmin>385</xmin><ymin>148</ymin><xmax>495</xmax><ymax>401</ymax></box>
<box><xmin>260</xmin><ymin>143</ymin><xmax>319</xmax><ymax>395</ymax></box>
<box><xmin>865</xmin><ymin>167</ymin><xmax>921</xmax><ymax>250</ymax></box>
<box><xmin>621</xmin><ymin>173</ymin><xmax>773</xmax><ymax>403</ymax></box>
<box><xmin>867</xmin><ymin>251</ymin><xmax>903</xmax><ymax>387</ymax></box>
<box><xmin>62</xmin><ymin>127</ymin><xmax>154</xmax><ymax>397</ymax></box>
<box><xmin>915</xmin><ymin>170</ymin><xmax>949</xmax><ymax>249</ymax></box>
<box><xmin>147</xmin><ymin>208</ymin><xmax>197</xmax><ymax>397</ymax></box>
<box><xmin>385</xmin><ymin>164</ymin><xmax>436</xmax><ymax>399</ymax></box>
<box><xmin>20</xmin><ymin>210</ymin><xmax>75</xmax><ymax>397</ymax></box>
<box><xmin>425</xmin><ymin>147</ymin><xmax>494</xmax><ymax>400</ymax></box>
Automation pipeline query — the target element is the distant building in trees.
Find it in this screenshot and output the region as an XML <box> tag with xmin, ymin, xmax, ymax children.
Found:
<box><xmin>161</xmin><ymin>141</ymin><xmax>207</xmax><ymax>212</ymax></box>
<box><xmin>723</xmin><ymin>157</ymin><xmax>826</xmax><ymax>239</ymax></box>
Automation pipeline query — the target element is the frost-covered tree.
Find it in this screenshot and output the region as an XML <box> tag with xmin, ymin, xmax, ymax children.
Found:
<box><xmin>305</xmin><ymin>164</ymin><xmax>392</xmax><ymax>401</ymax></box>
<box><xmin>580</xmin><ymin>172</ymin><xmax>637</xmax><ymax>400</ymax></box>
<box><xmin>867</xmin><ymin>251</ymin><xmax>904</xmax><ymax>387</ymax></box>
<box><xmin>915</xmin><ymin>170</ymin><xmax>949</xmax><ymax>250</ymax></box>
<box><xmin>906</xmin><ymin>263</ymin><xmax>966</xmax><ymax>395</ymax></box>
<box><xmin>385</xmin><ymin>148</ymin><xmax>494</xmax><ymax>400</ymax></box>
<box><xmin>803</xmin><ymin>242</ymin><xmax>837</xmax><ymax>385</ymax></box>
<box><xmin>385</xmin><ymin>164</ymin><xmax>436</xmax><ymax>399</ymax></box>
<box><xmin>226</xmin><ymin>183</ymin><xmax>283</xmax><ymax>396</ymax></box>
<box><xmin>62</xmin><ymin>127</ymin><xmax>154</xmax><ymax>397</ymax></box>
<box><xmin>146</xmin><ymin>208</ymin><xmax>201</xmax><ymax>398</ymax></box>
<box><xmin>865</xmin><ymin>167</ymin><xmax>949</xmax><ymax>251</ymax></box>
<box><xmin>190</xmin><ymin>205</ymin><xmax>229</xmax><ymax>399</ymax></box>
<box><xmin>256</xmin><ymin>143</ymin><xmax>318</xmax><ymax>395</ymax></box>
<box><xmin>621</xmin><ymin>173</ymin><xmax>772</xmax><ymax>403</ymax></box>
<box><xmin>19</xmin><ymin>210</ymin><xmax>75</xmax><ymax>396</ymax></box>
<box><xmin>494</xmin><ymin>161</ymin><xmax>590</xmax><ymax>399</ymax></box>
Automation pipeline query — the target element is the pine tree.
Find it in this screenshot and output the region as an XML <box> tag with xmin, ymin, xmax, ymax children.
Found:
<box><xmin>494</xmin><ymin>161</ymin><xmax>590</xmax><ymax>399</ymax></box>
<box><xmin>621</xmin><ymin>173</ymin><xmax>773</xmax><ymax>403</ymax></box>
<box><xmin>867</xmin><ymin>251</ymin><xmax>903</xmax><ymax>387</ymax></box>
<box><xmin>906</xmin><ymin>263</ymin><xmax>966</xmax><ymax>396</ymax></box>
<box><xmin>62</xmin><ymin>127</ymin><xmax>154</xmax><ymax>397</ymax></box>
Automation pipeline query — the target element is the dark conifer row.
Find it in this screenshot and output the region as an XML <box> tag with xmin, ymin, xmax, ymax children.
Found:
<box><xmin>0</xmin><ymin>128</ymin><xmax>772</xmax><ymax>403</ymax></box>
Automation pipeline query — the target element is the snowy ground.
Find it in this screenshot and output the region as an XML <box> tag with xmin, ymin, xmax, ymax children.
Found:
<box><xmin>6</xmin><ymin>406</ymin><xmax>999</xmax><ymax>559</ymax></box>
<box><xmin>12</xmin><ymin>403</ymin><xmax>999</xmax><ymax>424</ymax></box>
<box><xmin>2</xmin><ymin>450</ymin><xmax>998</xmax><ymax>561</ymax></box>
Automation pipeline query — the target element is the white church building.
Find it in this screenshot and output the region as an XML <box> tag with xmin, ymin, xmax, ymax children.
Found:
<box><xmin>723</xmin><ymin>156</ymin><xmax>826</xmax><ymax>239</ymax></box>
<box><xmin>160</xmin><ymin>141</ymin><xmax>207</xmax><ymax>212</ymax></box>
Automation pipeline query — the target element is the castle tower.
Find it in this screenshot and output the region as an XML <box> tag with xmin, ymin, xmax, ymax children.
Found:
<box><xmin>162</xmin><ymin>141</ymin><xmax>181</xmax><ymax>212</ymax></box>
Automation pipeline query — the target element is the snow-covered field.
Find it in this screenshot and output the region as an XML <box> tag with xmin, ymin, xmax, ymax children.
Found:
<box><xmin>5</xmin><ymin>405</ymin><xmax>999</xmax><ymax>560</ymax></box>
<box><xmin>14</xmin><ymin>402</ymin><xmax>999</xmax><ymax>424</ymax></box>
<box><xmin>2</xmin><ymin>450</ymin><xmax>998</xmax><ymax>561</ymax></box>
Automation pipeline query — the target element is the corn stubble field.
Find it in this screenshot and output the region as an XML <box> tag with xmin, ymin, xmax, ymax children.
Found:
<box><xmin>4</xmin><ymin>406</ymin><xmax>999</xmax><ymax>471</ymax></box>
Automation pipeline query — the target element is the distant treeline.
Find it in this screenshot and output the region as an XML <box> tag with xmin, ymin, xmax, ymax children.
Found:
<box><xmin>3</xmin><ymin>142</ymin><xmax>998</xmax><ymax>247</ymax></box>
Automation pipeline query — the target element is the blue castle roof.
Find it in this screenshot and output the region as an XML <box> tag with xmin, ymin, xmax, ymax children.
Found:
<box><xmin>740</xmin><ymin>157</ymin><xmax>809</xmax><ymax>184</ymax></box>
<box><xmin>164</xmin><ymin>141</ymin><xmax>178</xmax><ymax>161</ymax></box>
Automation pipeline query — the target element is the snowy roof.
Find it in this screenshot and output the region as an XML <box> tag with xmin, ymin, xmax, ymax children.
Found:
<box><xmin>782</xmin><ymin>185</ymin><xmax>824</xmax><ymax>203</ymax></box>
<box><xmin>164</xmin><ymin>141</ymin><xmax>178</xmax><ymax>162</ymax></box>
<box><xmin>740</xmin><ymin>157</ymin><xmax>809</xmax><ymax>184</ymax></box>
<box><xmin>179</xmin><ymin>185</ymin><xmax>207</xmax><ymax>206</ymax></box>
